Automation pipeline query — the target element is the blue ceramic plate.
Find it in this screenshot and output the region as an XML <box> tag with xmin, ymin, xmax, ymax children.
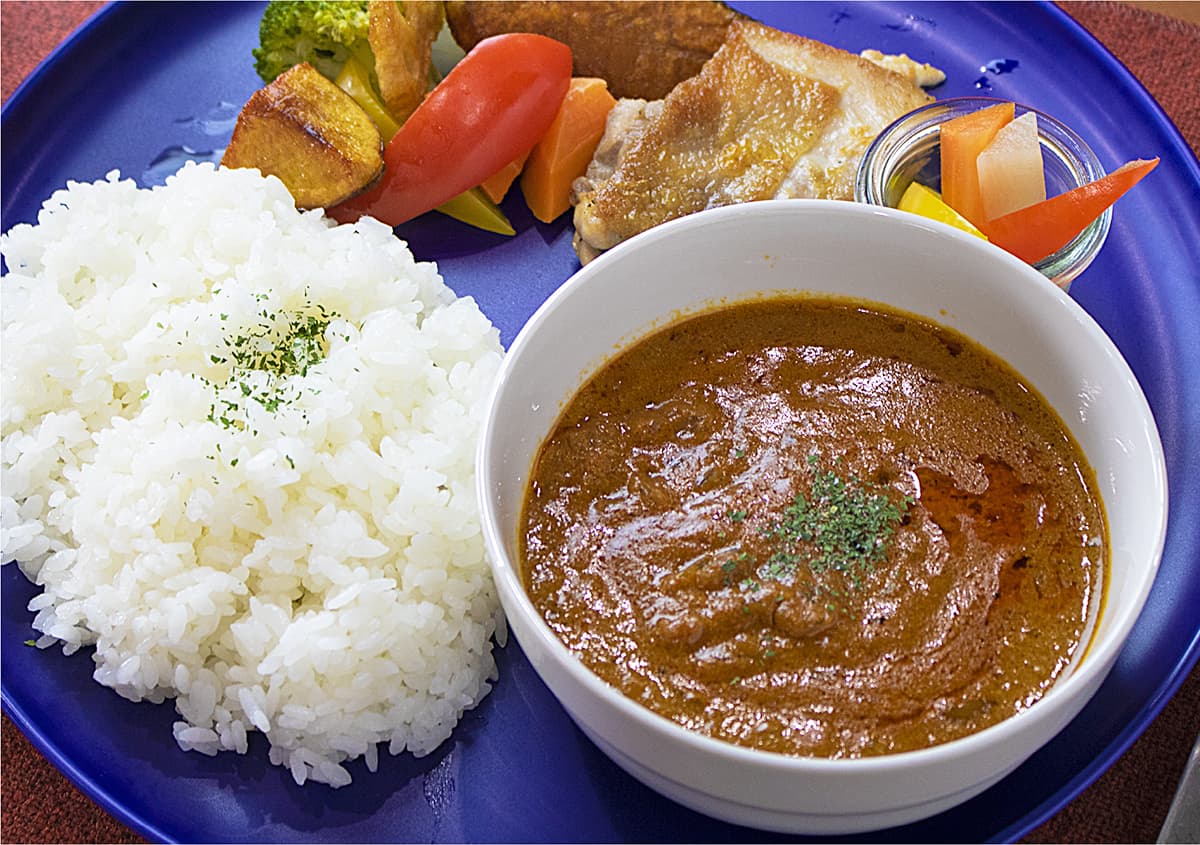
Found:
<box><xmin>3</xmin><ymin>2</ymin><xmax>1198</xmax><ymax>841</ymax></box>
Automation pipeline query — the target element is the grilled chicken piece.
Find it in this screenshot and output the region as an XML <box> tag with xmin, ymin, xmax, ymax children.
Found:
<box><xmin>859</xmin><ymin>49</ymin><xmax>946</xmax><ymax>88</ymax></box>
<box><xmin>572</xmin><ymin>21</ymin><xmax>934</xmax><ymax>263</ymax></box>
<box><xmin>445</xmin><ymin>0</ymin><xmax>741</xmax><ymax>100</ymax></box>
<box><xmin>222</xmin><ymin>63</ymin><xmax>383</xmax><ymax>209</ymax></box>
<box><xmin>370</xmin><ymin>0</ymin><xmax>444</xmax><ymax>124</ymax></box>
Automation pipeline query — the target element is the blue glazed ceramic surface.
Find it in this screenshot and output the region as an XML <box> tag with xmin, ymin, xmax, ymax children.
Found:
<box><xmin>3</xmin><ymin>3</ymin><xmax>1198</xmax><ymax>841</ymax></box>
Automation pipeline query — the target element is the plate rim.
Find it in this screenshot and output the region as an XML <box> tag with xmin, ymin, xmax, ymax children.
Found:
<box><xmin>2</xmin><ymin>1</ymin><xmax>1199</xmax><ymax>842</ymax></box>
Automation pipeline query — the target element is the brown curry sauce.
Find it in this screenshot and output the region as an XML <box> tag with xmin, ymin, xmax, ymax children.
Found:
<box><xmin>520</xmin><ymin>298</ymin><xmax>1105</xmax><ymax>757</ymax></box>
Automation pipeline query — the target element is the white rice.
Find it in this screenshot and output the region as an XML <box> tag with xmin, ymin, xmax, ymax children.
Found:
<box><xmin>1</xmin><ymin>162</ymin><xmax>505</xmax><ymax>787</ymax></box>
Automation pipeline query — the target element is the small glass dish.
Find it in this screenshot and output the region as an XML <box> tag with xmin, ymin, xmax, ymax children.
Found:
<box><xmin>854</xmin><ymin>96</ymin><xmax>1111</xmax><ymax>291</ymax></box>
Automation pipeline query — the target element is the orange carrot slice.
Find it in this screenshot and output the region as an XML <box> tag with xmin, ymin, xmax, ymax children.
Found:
<box><xmin>480</xmin><ymin>150</ymin><xmax>530</xmax><ymax>204</ymax></box>
<box><xmin>979</xmin><ymin>158</ymin><xmax>1159</xmax><ymax>263</ymax></box>
<box><xmin>941</xmin><ymin>101</ymin><xmax>1015</xmax><ymax>228</ymax></box>
<box><xmin>520</xmin><ymin>77</ymin><xmax>617</xmax><ymax>223</ymax></box>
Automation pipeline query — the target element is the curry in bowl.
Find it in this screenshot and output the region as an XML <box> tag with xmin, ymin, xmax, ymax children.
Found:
<box><xmin>520</xmin><ymin>295</ymin><xmax>1105</xmax><ymax>757</ymax></box>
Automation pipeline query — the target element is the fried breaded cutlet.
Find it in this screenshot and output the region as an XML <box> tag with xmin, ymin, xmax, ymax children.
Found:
<box><xmin>445</xmin><ymin>0</ymin><xmax>741</xmax><ymax>100</ymax></box>
<box><xmin>571</xmin><ymin>21</ymin><xmax>936</xmax><ymax>263</ymax></box>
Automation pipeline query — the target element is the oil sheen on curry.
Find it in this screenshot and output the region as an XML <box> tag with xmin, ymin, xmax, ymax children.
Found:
<box><xmin>520</xmin><ymin>297</ymin><xmax>1106</xmax><ymax>757</ymax></box>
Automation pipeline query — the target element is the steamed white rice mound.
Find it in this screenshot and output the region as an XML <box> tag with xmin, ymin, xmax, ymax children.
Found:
<box><xmin>1</xmin><ymin>162</ymin><xmax>505</xmax><ymax>787</ymax></box>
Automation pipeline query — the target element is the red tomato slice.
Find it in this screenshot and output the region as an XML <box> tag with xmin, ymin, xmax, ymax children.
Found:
<box><xmin>329</xmin><ymin>34</ymin><xmax>572</xmax><ymax>227</ymax></box>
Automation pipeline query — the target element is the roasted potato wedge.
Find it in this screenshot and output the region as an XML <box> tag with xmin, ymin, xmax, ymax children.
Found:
<box><xmin>222</xmin><ymin>62</ymin><xmax>383</xmax><ymax>209</ymax></box>
<box><xmin>445</xmin><ymin>0</ymin><xmax>741</xmax><ymax>100</ymax></box>
<box><xmin>370</xmin><ymin>0</ymin><xmax>445</xmax><ymax>124</ymax></box>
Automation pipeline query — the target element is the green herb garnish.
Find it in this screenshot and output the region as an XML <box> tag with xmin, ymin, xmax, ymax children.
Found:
<box><xmin>205</xmin><ymin>297</ymin><xmax>340</xmax><ymax>430</ymax></box>
<box><xmin>761</xmin><ymin>454</ymin><xmax>910</xmax><ymax>587</ymax></box>
<box><xmin>226</xmin><ymin>304</ymin><xmax>333</xmax><ymax>379</ymax></box>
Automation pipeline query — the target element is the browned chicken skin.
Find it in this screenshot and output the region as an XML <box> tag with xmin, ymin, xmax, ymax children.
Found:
<box><xmin>571</xmin><ymin>21</ymin><xmax>934</xmax><ymax>263</ymax></box>
<box><xmin>370</xmin><ymin>0</ymin><xmax>445</xmax><ymax>124</ymax></box>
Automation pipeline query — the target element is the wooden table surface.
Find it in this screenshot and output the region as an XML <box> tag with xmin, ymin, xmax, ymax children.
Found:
<box><xmin>2</xmin><ymin>2</ymin><xmax>1198</xmax><ymax>843</ymax></box>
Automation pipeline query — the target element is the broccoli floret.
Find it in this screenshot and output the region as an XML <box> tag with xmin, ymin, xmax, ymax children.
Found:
<box><xmin>253</xmin><ymin>0</ymin><xmax>372</xmax><ymax>84</ymax></box>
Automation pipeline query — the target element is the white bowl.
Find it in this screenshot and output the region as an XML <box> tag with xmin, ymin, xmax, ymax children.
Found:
<box><xmin>476</xmin><ymin>200</ymin><xmax>1167</xmax><ymax>834</ymax></box>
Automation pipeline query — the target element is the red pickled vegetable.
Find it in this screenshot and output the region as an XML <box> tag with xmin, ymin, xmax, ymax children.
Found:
<box><xmin>979</xmin><ymin>158</ymin><xmax>1160</xmax><ymax>263</ymax></box>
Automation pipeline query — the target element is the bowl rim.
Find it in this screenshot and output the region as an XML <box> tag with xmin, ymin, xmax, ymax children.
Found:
<box><xmin>476</xmin><ymin>199</ymin><xmax>1168</xmax><ymax>779</ymax></box>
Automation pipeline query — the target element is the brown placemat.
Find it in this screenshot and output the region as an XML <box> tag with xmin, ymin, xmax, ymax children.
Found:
<box><xmin>0</xmin><ymin>1</ymin><xmax>105</xmax><ymax>103</ymax></box>
<box><xmin>1060</xmin><ymin>1</ymin><xmax>1200</xmax><ymax>153</ymax></box>
<box><xmin>2</xmin><ymin>2</ymin><xmax>1198</xmax><ymax>843</ymax></box>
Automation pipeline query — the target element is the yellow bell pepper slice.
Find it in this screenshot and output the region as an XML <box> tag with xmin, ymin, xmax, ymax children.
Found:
<box><xmin>898</xmin><ymin>182</ymin><xmax>989</xmax><ymax>240</ymax></box>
